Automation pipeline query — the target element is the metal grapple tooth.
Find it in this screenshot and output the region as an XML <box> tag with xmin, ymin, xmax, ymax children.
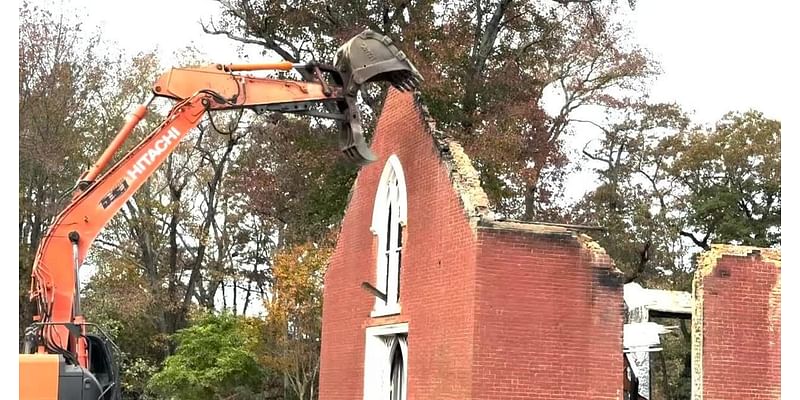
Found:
<box><xmin>336</xmin><ymin>96</ymin><xmax>377</xmax><ymax>165</ymax></box>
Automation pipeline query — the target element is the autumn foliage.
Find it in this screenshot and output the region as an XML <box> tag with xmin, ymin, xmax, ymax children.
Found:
<box><xmin>260</xmin><ymin>237</ymin><xmax>334</xmax><ymax>400</ymax></box>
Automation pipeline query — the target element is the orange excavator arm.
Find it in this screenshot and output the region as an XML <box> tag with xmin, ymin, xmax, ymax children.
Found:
<box><xmin>21</xmin><ymin>29</ymin><xmax>421</xmax><ymax>400</ymax></box>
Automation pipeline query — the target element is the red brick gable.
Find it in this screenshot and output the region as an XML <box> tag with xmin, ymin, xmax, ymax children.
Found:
<box><xmin>320</xmin><ymin>89</ymin><xmax>479</xmax><ymax>399</ymax></box>
<box><xmin>319</xmin><ymin>89</ymin><xmax>625</xmax><ymax>399</ymax></box>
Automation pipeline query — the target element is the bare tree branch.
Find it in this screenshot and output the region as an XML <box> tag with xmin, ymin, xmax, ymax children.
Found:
<box><xmin>201</xmin><ymin>23</ymin><xmax>299</xmax><ymax>64</ymax></box>
<box><xmin>679</xmin><ymin>230</ymin><xmax>710</xmax><ymax>250</ymax></box>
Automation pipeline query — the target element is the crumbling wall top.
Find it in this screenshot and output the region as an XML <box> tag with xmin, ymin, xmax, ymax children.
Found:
<box><xmin>696</xmin><ymin>244</ymin><xmax>781</xmax><ymax>279</ymax></box>
<box><xmin>412</xmin><ymin>93</ymin><xmax>492</xmax><ymax>229</ymax></box>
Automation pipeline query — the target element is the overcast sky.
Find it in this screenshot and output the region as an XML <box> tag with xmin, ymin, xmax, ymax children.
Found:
<box><xmin>59</xmin><ymin>0</ymin><xmax>782</xmax><ymax>123</ymax></box>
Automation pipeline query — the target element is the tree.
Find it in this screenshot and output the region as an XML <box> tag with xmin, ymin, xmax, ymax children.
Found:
<box><xmin>86</xmin><ymin>45</ymin><xmax>273</xmax><ymax>352</ymax></box>
<box><xmin>572</xmin><ymin>102</ymin><xmax>692</xmax><ymax>287</ymax></box>
<box><xmin>227</xmin><ymin>115</ymin><xmax>357</xmax><ymax>247</ymax></box>
<box><xmin>572</xmin><ymin>105</ymin><xmax>780</xmax><ymax>398</ymax></box>
<box><xmin>667</xmin><ymin>110</ymin><xmax>781</xmax><ymax>249</ymax></box>
<box><xmin>259</xmin><ymin>236</ymin><xmax>334</xmax><ymax>400</ymax></box>
<box><xmin>572</xmin><ymin>104</ymin><xmax>780</xmax><ymax>283</ymax></box>
<box><xmin>18</xmin><ymin>0</ymin><xmax>117</xmax><ymax>344</ymax></box>
<box><xmin>147</xmin><ymin>312</ymin><xmax>267</xmax><ymax>400</ymax></box>
<box><xmin>79</xmin><ymin>54</ymin><xmax>285</xmax><ymax>396</ymax></box>
<box><xmin>19</xmin><ymin>1</ymin><xmax>321</xmax><ymax>397</ymax></box>
<box><xmin>82</xmin><ymin>259</ymin><xmax>164</xmax><ymax>398</ymax></box>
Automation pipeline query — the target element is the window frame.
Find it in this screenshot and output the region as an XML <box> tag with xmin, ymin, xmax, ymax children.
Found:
<box><xmin>363</xmin><ymin>323</ymin><xmax>409</xmax><ymax>400</ymax></box>
<box><xmin>370</xmin><ymin>155</ymin><xmax>407</xmax><ymax>317</ymax></box>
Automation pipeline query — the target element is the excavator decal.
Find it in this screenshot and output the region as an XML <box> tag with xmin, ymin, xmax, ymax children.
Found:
<box><xmin>99</xmin><ymin>180</ymin><xmax>129</xmax><ymax>209</ymax></box>
<box><xmin>126</xmin><ymin>126</ymin><xmax>183</xmax><ymax>182</ymax></box>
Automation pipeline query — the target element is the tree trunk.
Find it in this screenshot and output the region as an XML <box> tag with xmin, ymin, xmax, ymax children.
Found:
<box><xmin>522</xmin><ymin>155</ymin><xmax>546</xmax><ymax>220</ymax></box>
<box><xmin>462</xmin><ymin>0</ymin><xmax>513</xmax><ymax>128</ymax></box>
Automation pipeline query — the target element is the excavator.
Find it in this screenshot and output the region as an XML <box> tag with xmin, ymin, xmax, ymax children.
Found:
<box><xmin>19</xmin><ymin>29</ymin><xmax>421</xmax><ymax>400</ymax></box>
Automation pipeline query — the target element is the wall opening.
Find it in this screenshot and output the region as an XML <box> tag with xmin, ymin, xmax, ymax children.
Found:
<box><xmin>623</xmin><ymin>282</ymin><xmax>693</xmax><ymax>400</ymax></box>
<box><xmin>648</xmin><ymin>315</ymin><xmax>692</xmax><ymax>400</ymax></box>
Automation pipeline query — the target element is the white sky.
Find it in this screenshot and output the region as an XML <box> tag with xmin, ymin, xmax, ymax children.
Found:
<box><xmin>629</xmin><ymin>0</ymin><xmax>783</xmax><ymax>124</ymax></box>
<box><xmin>56</xmin><ymin>0</ymin><xmax>785</xmax><ymax>123</ymax></box>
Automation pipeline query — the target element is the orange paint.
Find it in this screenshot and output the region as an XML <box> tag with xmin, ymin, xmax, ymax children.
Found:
<box><xmin>19</xmin><ymin>354</ymin><xmax>59</xmax><ymax>399</ymax></box>
<box><xmin>83</xmin><ymin>103</ymin><xmax>150</xmax><ymax>183</ymax></box>
<box><xmin>224</xmin><ymin>61</ymin><xmax>295</xmax><ymax>71</ymax></box>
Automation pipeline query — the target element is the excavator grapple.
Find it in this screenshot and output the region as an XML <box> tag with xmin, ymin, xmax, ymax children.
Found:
<box><xmin>334</xmin><ymin>29</ymin><xmax>423</xmax><ymax>164</ymax></box>
<box><xmin>335</xmin><ymin>29</ymin><xmax>423</xmax><ymax>96</ymax></box>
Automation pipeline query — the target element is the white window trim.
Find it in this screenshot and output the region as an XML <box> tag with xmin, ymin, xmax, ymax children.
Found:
<box><xmin>370</xmin><ymin>155</ymin><xmax>408</xmax><ymax>232</ymax></box>
<box><xmin>366</xmin><ymin>322</ymin><xmax>409</xmax><ymax>337</ymax></box>
<box><xmin>370</xmin><ymin>155</ymin><xmax>407</xmax><ymax>317</ymax></box>
<box><xmin>364</xmin><ymin>323</ymin><xmax>409</xmax><ymax>400</ymax></box>
<box><xmin>371</xmin><ymin>303</ymin><xmax>402</xmax><ymax>318</ymax></box>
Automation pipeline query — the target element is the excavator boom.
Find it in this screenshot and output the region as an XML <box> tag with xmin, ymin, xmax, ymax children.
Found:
<box><xmin>20</xmin><ymin>29</ymin><xmax>421</xmax><ymax>400</ymax></box>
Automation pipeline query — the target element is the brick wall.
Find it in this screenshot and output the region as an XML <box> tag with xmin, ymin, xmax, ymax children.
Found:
<box><xmin>320</xmin><ymin>89</ymin><xmax>626</xmax><ymax>399</ymax></box>
<box><xmin>472</xmin><ymin>223</ymin><xmax>624</xmax><ymax>399</ymax></box>
<box><xmin>319</xmin><ymin>89</ymin><xmax>478</xmax><ymax>399</ymax></box>
<box><xmin>693</xmin><ymin>246</ymin><xmax>781</xmax><ymax>400</ymax></box>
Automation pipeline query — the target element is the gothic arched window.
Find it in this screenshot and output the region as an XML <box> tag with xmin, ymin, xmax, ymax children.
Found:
<box><xmin>371</xmin><ymin>155</ymin><xmax>407</xmax><ymax>316</ymax></box>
